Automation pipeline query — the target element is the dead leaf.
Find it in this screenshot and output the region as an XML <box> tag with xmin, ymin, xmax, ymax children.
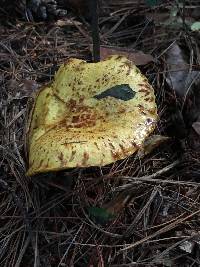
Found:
<box><xmin>100</xmin><ymin>46</ymin><xmax>154</xmax><ymax>66</ymax></box>
<box><xmin>166</xmin><ymin>42</ymin><xmax>200</xmax><ymax>97</ymax></box>
<box><xmin>19</xmin><ymin>79</ymin><xmax>39</xmax><ymax>96</ymax></box>
<box><xmin>102</xmin><ymin>191</ymin><xmax>131</xmax><ymax>216</ymax></box>
<box><xmin>56</xmin><ymin>19</ymin><xmax>81</xmax><ymax>27</ymax></box>
<box><xmin>179</xmin><ymin>240</ymin><xmax>194</xmax><ymax>253</ymax></box>
<box><xmin>192</xmin><ymin>122</ymin><xmax>200</xmax><ymax>135</ymax></box>
<box><xmin>7</xmin><ymin>79</ymin><xmax>38</xmax><ymax>98</ymax></box>
<box><xmin>138</xmin><ymin>135</ymin><xmax>170</xmax><ymax>157</ymax></box>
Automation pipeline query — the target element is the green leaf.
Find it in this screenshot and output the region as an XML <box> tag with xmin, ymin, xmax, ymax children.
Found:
<box><xmin>87</xmin><ymin>206</ymin><xmax>115</xmax><ymax>224</ymax></box>
<box><xmin>191</xmin><ymin>22</ymin><xmax>200</xmax><ymax>31</ymax></box>
<box><xmin>94</xmin><ymin>84</ymin><xmax>136</xmax><ymax>101</ymax></box>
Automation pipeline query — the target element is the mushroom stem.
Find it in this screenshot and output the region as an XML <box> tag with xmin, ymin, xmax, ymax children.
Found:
<box><xmin>90</xmin><ymin>0</ymin><xmax>100</xmax><ymax>62</ymax></box>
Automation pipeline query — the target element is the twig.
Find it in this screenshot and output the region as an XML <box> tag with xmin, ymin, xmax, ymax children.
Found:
<box><xmin>90</xmin><ymin>0</ymin><xmax>100</xmax><ymax>62</ymax></box>
<box><xmin>58</xmin><ymin>224</ymin><xmax>83</xmax><ymax>267</ymax></box>
<box><xmin>15</xmin><ymin>234</ymin><xmax>31</xmax><ymax>267</ymax></box>
<box><xmin>123</xmin><ymin>187</ymin><xmax>159</xmax><ymax>237</ymax></box>
<box><xmin>116</xmin><ymin>160</ymin><xmax>181</xmax><ymax>190</ymax></box>
<box><xmin>118</xmin><ymin>208</ymin><xmax>200</xmax><ymax>254</ymax></box>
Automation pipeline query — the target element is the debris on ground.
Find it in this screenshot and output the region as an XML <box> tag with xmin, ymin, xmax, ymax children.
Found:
<box><xmin>1</xmin><ymin>1</ymin><xmax>200</xmax><ymax>266</ymax></box>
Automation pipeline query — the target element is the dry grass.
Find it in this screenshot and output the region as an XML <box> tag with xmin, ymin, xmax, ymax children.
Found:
<box><xmin>1</xmin><ymin>1</ymin><xmax>200</xmax><ymax>266</ymax></box>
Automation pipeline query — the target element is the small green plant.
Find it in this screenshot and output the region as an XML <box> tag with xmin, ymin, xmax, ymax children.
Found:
<box><xmin>87</xmin><ymin>206</ymin><xmax>115</xmax><ymax>224</ymax></box>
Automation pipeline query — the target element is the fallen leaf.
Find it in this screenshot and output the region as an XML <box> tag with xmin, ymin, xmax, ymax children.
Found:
<box><xmin>166</xmin><ymin>42</ymin><xmax>200</xmax><ymax>97</ymax></box>
<box><xmin>7</xmin><ymin>79</ymin><xmax>39</xmax><ymax>99</ymax></box>
<box><xmin>56</xmin><ymin>19</ymin><xmax>81</xmax><ymax>27</ymax></box>
<box><xmin>19</xmin><ymin>79</ymin><xmax>39</xmax><ymax>96</ymax></box>
<box><xmin>87</xmin><ymin>206</ymin><xmax>115</xmax><ymax>224</ymax></box>
<box><xmin>192</xmin><ymin>121</ymin><xmax>200</xmax><ymax>135</ymax></box>
<box><xmin>100</xmin><ymin>46</ymin><xmax>154</xmax><ymax>66</ymax></box>
<box><xmin>102</xmin><ymin>192</ymin><xmax>131</xmax><ymax>216</ymax></box>
<box><xmin>179</xmin><ymin>241</ymin><xmax>194</xmax><ymax>253</ymax></box>
<box><xmin>138</xmin><ymin>135</ymin><xmax>170</xmax><ymax>157</ymax></box>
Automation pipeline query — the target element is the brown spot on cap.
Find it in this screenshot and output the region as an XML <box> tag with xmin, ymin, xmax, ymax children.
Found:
<box><xmin>109</xmin><ymin>142</ymin><xmax>115</xmax><ymax>150</ymax></box>
<box><xmin>58</xmin><ymin>152</ymin><xmax>67</xmax><ymax>166</ymax></box>
<box><xmin>94</xmin><ymin>142</ymin><xmax>100</xmax><ymax>150</ymax></box>
<box><xmin>111</xmin><ymin>150</ymin><xmax>122</xmax><ymax>160</ymax></box>
<box><xmin>69</xmin><ymin>150</ymin><xmax>76</xmax><ymax>162</ymax></box>
<box><xmin>119</xmin><ymin>144</ymin><xmax>127</xmax><ymax>156</ymax></box>
<box><xmin>82</xmin><ymin>151</ymin><xmax>89</xmax><ymax>165</ymax></box>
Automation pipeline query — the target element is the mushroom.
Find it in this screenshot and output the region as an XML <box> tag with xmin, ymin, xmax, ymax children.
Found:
<box><xmin>26</xmin><ymin>55</ymin><xmax>158</xmax><ymax>176</ymax></box>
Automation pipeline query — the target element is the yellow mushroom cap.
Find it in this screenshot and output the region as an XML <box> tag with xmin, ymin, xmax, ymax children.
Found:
<box><xmin>26</xmin><ymin>55</ymin><xmax>158</xmax><ymax>176</ymax></box>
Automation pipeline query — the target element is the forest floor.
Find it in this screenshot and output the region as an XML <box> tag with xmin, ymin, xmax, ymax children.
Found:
<box><xmin>1</xmin><ymin>1</ymin><xmax>200</xmax><ymax>266</ymax></box>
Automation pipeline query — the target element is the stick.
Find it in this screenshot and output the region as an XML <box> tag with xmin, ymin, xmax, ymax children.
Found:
<box><xmin>117</xmin><ymin>160</ymin><xmax>182</xmax><ymax>190</ymax></box>
<box><xmin>90</xmin><ymin>0</ymin><xmax>100</xmax><ymax>62</ymax></box>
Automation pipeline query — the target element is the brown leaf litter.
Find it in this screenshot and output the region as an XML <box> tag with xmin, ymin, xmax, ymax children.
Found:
<box><xmin>1</xmin><ymin>1</ymin><xmax>200</xmax><ymax>266</ymax></box>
